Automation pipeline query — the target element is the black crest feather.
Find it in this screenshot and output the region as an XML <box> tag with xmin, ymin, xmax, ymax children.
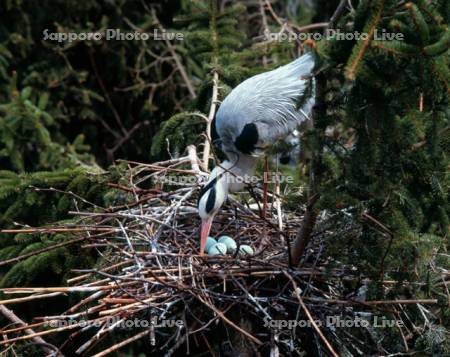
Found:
<box><xmin>234</xmin><ymin>123</ymin><xmax>259</xmax><ymax>155</ymax></box>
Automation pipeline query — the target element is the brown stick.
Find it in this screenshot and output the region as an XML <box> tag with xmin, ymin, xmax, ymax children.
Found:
<box><xmin>346</xmin><ymin>0</ymin><xmax>386</xmax><ymax>80</ymax></box>
<box><xmin>1</xmin><ymin>320</ymin><xmax>49</xmax><ymax>334</ymax></box>
<box><xmin>155</xmin><ymin>16</ymin><xmax>196</xmax><ymax>99</ymax></box>
<box><xmin>195</xmin><ymin>294</ymin><xmax>263</xmax><ymax>345</ymax></box>
<box><xmin>0</xmin><ymin>317</ymin><xmax>106</xmax><ymax>345</ymax></box>
<box><xmin>0</xmin><ymin>292</ymin><xmax>62</xmax><ymax>305</ymax></box>
<box><xmin>328</xmin><ymin>0</ymin><xmax>349</xmax><ymax>29</ymax></box>
<box><xmin>92</xmin><ymin>329</ymin><xmax>150</xmax><ymax>357</ymax></box>
<box><xmin>0</xmin><ymin>236</ymin><xmax>87</xmax><ymax>267</ymax></box>
<box><xmin>284</xmin><ymin>273</ymin><xmax>339</xmax><ymax>357</ymax></box>
<box><xmin>91</xmin><ymin>329</ymin><xmax>150</xmax><ymax>357</ymax></box>
<box><xmin>67</xmin><ymin>260</ymin><xmax>133</xmax><ymax>284</ymax></box>
<box><xmin>0</xmin><ymin>227</ymin><xmax>114</xmax><ymax>234</ymax></box>
<box><xmin>303</xmin><ymin>297</ymin><xmax>438</xmax><ymax>305</ymax></box>
<box><xmin>290</xmin><ymin>194</ymin><xmax>320</xmax><ymax>266</ymax></box>
<box><xmin>262</xmin><ymin>157</ymin><xmax>269</xmax><ymax>219</ymax></box>
<box><xmin>0</xmin><ymin>305</ymin><xmax>62</xmax><ymax>356</ymax></box>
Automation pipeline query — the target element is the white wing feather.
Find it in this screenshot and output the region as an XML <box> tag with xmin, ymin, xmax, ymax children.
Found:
<box><xmin>216</xmin><ymin>52</ymin><xmax>315</xmax><ymax>154</ymax></box>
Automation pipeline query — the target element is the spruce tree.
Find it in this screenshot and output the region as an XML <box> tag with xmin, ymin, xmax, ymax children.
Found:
<box><xmin>304</xmin><ymin>1</ymin><xmax>449</xmax><ymax>353</ymax></box>
<box><xmin>0</xmin><ymin>0</ymin><xmax>447</xmax><ymax>355</ymax></box>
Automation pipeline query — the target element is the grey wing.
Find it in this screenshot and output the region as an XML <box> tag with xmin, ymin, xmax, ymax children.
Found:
<box><xmin>216</xmin><ymin>52</ymin><xmax>315</xmax><ymax>157</ymax></box>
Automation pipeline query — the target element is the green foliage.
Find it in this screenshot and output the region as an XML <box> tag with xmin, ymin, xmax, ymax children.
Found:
<box><xmin>0</xmin><ymin>80</ymin><xmax>96</xmax><ymax>171</ymax></box>
<box><xmin>0</xmin><ymin>0</ymin><xmax>447</xmax><ymax>354</ymax></box>
<box><xmin>153</xmin><ymin>1</ymin><xmax>300</xmax><ymax>159</ymax></box>
<box><xmin>307</xmin><ymin>1</ymin><xmax>450</xmax><ymax>352</ymax></box>
<box><xmin>0</xmin><ymin>168</ymin><xmax>114</xmax><ymax>290</ymax></box>
<box><xmin>150</xmin><ymin>112</ymin><xmax>204</xmax><ymax>157</ymax></box>
<box><xmin>414</xmin><ymin>325</ymin><xmax>450</xmax><ymax>355</ymax></box>
<box><xmin>317</xmin><ymin>0</ymin><xmax>449</xmax><ymax>271</ymax></box>
<box><xmin>0</xmin><ymin>0</ymin><xmax>184</xmax><ymax>166</ymax></box>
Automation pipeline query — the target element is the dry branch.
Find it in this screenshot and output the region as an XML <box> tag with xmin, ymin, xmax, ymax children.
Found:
<box><xmin>0</xmin><ymin>148</ymin><xmax>439</xmax><ymax>355</ymax></box>
<box><xmin>0</xmin><ymin>305</ymin><xmax>62</xmax><ymax>356</ymax></box>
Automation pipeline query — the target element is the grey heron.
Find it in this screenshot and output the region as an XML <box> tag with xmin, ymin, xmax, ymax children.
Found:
<box><xmin>197</xmin><ymin>52</ymin><xmax>316</xmax><ymax>255</ymax></box>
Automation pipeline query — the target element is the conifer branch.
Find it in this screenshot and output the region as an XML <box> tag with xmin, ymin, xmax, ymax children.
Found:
<box><xmin>345</xmin><ymin>0</ymin><xmax>386</xmax><ymax>80</ymax></box>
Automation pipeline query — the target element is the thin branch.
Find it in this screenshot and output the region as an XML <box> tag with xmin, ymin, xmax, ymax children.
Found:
<box><xmin>154</xmin><ymin>15</ymin><xmax>196</xmax><ymax>99</ymax></box>
<box><xmin>0</xmin><ymin>305</ymin><xmax>63</xmax><ymax>356</ymax></box>
<box><xmin>202</xmin><ymin>70</ymin><xmax>219</xmax><ymax>171</ymax></box>
<box><xmin>328</xmin><ymin>0</ymin><xmax>350</xmax><ymax>29</ymax></box>
<box><xmin>284</xmin><ymin>272</ymin><xmax>339</xmax><ymax>357</ymax></box>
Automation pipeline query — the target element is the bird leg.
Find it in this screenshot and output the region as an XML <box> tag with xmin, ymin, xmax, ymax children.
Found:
<box><xmin>262</xmin><ymin>157</ymin><xmax>269</xmax><ymax>219</ymax></box>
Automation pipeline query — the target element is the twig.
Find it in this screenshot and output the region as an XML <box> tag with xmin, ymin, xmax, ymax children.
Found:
<box><xmin>94</xmin><ymin>329</ymin><xmax>151</xmax><ymax>357</ymax></box>
<box><xmin>284</xmin><ymin>272</ymin><xmax>339</xmax><ymax>357</ymax></box>
<box><xmin>0</xmin><ymin>236</ymin><xmax>88</xmax><ymax>267</ymax></box>
<box><xmin>0</xmin><ymin>305</ymin><xmax>63</xmax><ymax>356</ymax></box>
<box><xmin>291</xmin><ymin>194</ymin><xmax>320</xmax><ymax>266</ymax></box>
<box><xmin>187</xmin><ymin>145</ymin><xmax>201</xmax><ymax>174</ymax></box>
<box><xmin>346</xmin><ymin>0</ymin><xmax>386</xmax><ymax>80</ymax></box>
<box><xmin>328</xmin><ymin>0</ymin><xmax>350</xmax><ymax>29</ymax></box>
<box><xmin>88</xmin><ymin>49</ymin><xmax>127</xmax><ymax>137</ymax></box>
<box><xmin>202</xmin><ymin>70</ymin><xmax>219</xmax><ymax>171</ymax></box>
<box><xmin>0</xmin><ymin>292</ymin><xmax>62</xmax><ymax>305</ymax></box>
<box><xmin>154</xmin><ymin>14</ymin><xmax>196</xmax><ymax>99</ymax></box>
<box><xmin>0</xmin><ymin>227</ymin><xmax>114</xmax><ymax>234</ymax></box>
<box><xmin>195</xmin><ymin>294</ymin><xmax>263</xmax><ymax>345</ymax></box>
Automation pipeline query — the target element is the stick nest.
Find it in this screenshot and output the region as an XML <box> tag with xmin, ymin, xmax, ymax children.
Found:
<box><xmin>0</xmin><ymin>148</ymin><xmax>443</xmax><ymax>356</ymax></box>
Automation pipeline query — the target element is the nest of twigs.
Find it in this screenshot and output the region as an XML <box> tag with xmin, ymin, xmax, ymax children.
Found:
<box><xmin>0</xmin><ymin>146</ymin><xmax>442</xmax><ymax>356</ymax></box>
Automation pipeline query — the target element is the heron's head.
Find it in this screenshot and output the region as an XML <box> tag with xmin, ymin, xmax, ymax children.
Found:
<box><xmin>197</xmin><ymin>164</ymin><xmax>231</xmax><ymax>255</ymax></box>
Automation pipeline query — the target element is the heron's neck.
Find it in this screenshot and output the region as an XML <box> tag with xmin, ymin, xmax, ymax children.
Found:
<box><xmin>216</xmin><ymin>156</ymin><xmax>258</xmax><ymax>192</ymax></box>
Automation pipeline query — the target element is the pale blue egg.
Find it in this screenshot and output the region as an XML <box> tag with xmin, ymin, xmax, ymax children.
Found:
<box><xmin>208</xmin><ymin>242</ymin><xmax>227</xmax><ymax>256</ymax></box>
<box><xmin>205</xmin><ymin>237</ymin><xmax>217</xmax><ymax>252</ymax></box>
<box><xmin>238</xmin><ymin>245</ymin><xmax>254</xmax><ymax>256</ymax></box>
<box><xmin>218</xmin><ymin>236</ymin><xmax>237</xmax><ymax>254</ymax></box>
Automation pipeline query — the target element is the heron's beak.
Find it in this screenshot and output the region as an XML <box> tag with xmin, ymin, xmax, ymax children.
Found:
<box><xmin>200</xmin><ymin>216</ymin><xmax>213</xmax><ymax>255</ymax></box>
